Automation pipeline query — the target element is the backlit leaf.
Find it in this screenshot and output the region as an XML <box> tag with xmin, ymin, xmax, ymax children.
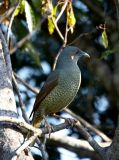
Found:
<box><xmin>48</xmin><ymin>17</ymin><xmax>55</xmax><ymax>35</ymax></box>
<box><xmin>24</xmin><ymin>0</ymin><xmax>36</xmax><ymax>32</ymax></box>
<box><xmin>101</xmin><ymin>30</ymin><xmax>108</xmax><ymax>48</ymax></box>
<box><xmin>67</xmin><ymin>2</ymin><xmax>76</xmax><ymax>34</ymax></box>
<box><xmin>14</xmin><ymin>0</ymin><xmax>25</xmax><ymax>17</ymax></box>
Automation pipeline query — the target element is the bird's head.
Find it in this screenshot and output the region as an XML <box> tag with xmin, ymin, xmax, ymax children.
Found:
<box><xmin>56</xmin><ymin>46</ymin><xmax>90</xmax><ymax>67</ymax></box>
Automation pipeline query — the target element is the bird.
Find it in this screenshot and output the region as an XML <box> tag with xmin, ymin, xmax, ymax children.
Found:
<box><xmin>30</xmin><ymin>46</ymin><xmax>90</xmax><ymax>128</ymax></box>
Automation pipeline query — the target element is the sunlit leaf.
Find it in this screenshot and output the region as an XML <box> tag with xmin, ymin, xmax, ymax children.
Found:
<box><xmin>48</xmin><ymin>17</ymin><xmax>55</xmax><ymax>35</ymax></box>
<box><xmin>67</xmin><ymin>2</ymin><xmax>76</xmax><ymax>33</ymax></box>
<box><xmin>24</xmin><ymin>0</ymin><xmax>36</xmax><ymax>32</ymax></box>
<box><xmin>101</xmin><ymin>30</ymin><xmax>108</xmax><ymax>48</ymax></box>
<box><xmin>41</xmin><ymin>0</ymin><xmax>53</xmax><ymax>17</ymax></box>
<box><xmin>47</xmin><ymin>5</ymin><xmax>57</xmax><ymax>35</ymax></box>
<box><xmin>53</xmin><ymin>5</ymin><xmax>57</xmax><ymax>18</ymax></box>
<box><xmin>14</xmin><ymin>0</ymin><xmax>25</xmax><ymax>17</ymax></box>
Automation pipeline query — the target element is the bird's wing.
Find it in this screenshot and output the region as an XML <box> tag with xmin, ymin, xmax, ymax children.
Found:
<box><xmin>29</xmin><ymin>71</ymin><xmax>59</xmax><ymax>118</ymax></box>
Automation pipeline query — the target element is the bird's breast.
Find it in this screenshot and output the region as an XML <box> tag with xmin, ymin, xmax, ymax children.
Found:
<box><xmin>58</xmin><ymin>70</ymin><xmax>81</xmax><ymax>101</ymax></box>
<box><xmin>40</xmin><ymin>69</ymin><xmax>81</xmax><ymax>114</ymax></box>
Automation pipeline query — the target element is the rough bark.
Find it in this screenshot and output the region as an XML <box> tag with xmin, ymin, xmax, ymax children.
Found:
<box><xmin>0</xmin><ymin>37</ymin><xmax>33</xmax><ymax>160</ymax></box>
<box><xmin>105</xmin><ymin>117</ymin><xmax>119</xmax><ymax>160</ymax></box>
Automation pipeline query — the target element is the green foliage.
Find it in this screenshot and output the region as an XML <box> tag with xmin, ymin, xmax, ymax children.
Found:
<box><xmin>101</xmin><ymin>30</ymin><xmax>108</xmax><ymax>48</ymax></box>
<box><xmin>24</xmin><ymin>42</ymin><xmax>40</xmax><ymax>66</ymax></box>
<box><xmin>24</xmin><ymin>0</ymin><xmax>36</xmax><ymax>32</ymax></box>
<box><xmin>14</xmin><ymin>0</ymin><xmax>36</xmax><ymax>33</ymax></box>
<box><xmin>48</xmin><ymin>5</ymin><xmax>57</xmax><ymax>35</ymax></box>
<box><xmin>101</xmin><ymin>46</ymin><xmax>119</xmax><ymax>58</ymax></box>
<box><xmin>41</xmin><ymin>0</ymin><xmax>53</xmax><ymax>16</ymax></box>
<box><xmin>101</xmin><ymin>50</ymin><xmax>114</xmax><ymax>58</ymax></box>
<box><xmin>14</xmin><ymin>0</ymin><xmax>25</xmax><ymax>16</ymax></box>
<box><xmin>48</xmin><ymin>18</ymin><xmax>55</xmax><ymax>35</ymax></box>
<box><xmin>53</xmin><ymin>5</ymin><xmax>58</xmax><ymax>18</ymax></box>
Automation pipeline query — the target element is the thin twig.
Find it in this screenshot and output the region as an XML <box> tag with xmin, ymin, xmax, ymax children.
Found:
<box><xmin>46</xmin><ymin>133</ymin><xmax>111</xmax><ymax>151</ymax></box>
<box><xmin>65</xmin><ymin>108</ymin><xmax>111</xmax><ymax>142</ymax></box>
<box><xmin>6</xmin><ymin>1</ymin><xmax>19</xmax><ymax>45</ymax></box>
<box><xmin>12</xmin><ymin>133</ymin><xmax>41</xmax><ymax>160</ymax></box>
<box><xmin>64</xmin><ymin>17</ymin><xmax>69</xmax><ymax>45</ymax></box>
<box><xmin>56</xmin><ymin>0</ymin><xmax>69</xmax><ymax>23</ymax></box>
<box><xmin>12</xmin><ymin>73</ymin><xmax>29</xmax><ymax>123</ymax></box>
<box><xmin>39</xmin><ymin>136</ymin><xmax>49</xmax><ymax>160</ymax></box>
<box><xmin>14</xmin><ymin>72</ymin><xmax>39</xmax><ymax>94</ymax></box>
<box><xmin>17</xmin><ymin>133</ymin><xmax>39</xmax><ymax>156</ymax></box>
<box><xmin>10</xmin><ymin>18</ymin><xmax>45</xmax><ymax>54</ymax></box>
<box><xmin>53</xmin><ymin>17</ymin><xmax>69</xmax><ymax>69</ymax></box>
<box><xmin>74</xmin><ymin>121</ymin><xmax>106</xmax><ymax>159</ymax></box>
<box><xmin>0</xmin><ymin>7</ymin><xmax>15</xmax><ymax>23</ymax></box>
<box><xmin>68</xmin><ymin>32</ymin><xmax>94</xmax><ymax>46</ymax></box>
<box><xmin>51</xmin><ymin>17</ymin><xmax>64</xmax><ymax>41</ymax></box>
<box><xmin>7</xmin><ymin>7</ymin><xmax>16</xmax><ymax>45</ymax></box>
<box><xmin>10</xmin><ymin>30</ymin><xmax>37</xmax><ymax>54</ymax></box>
<box><xmin>53</xmin><ymin>45</ymin><xmax>64</xmax><ymax>70</ymax></box>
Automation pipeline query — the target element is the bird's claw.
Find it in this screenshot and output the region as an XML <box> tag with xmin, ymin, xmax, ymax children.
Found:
<box><xmin>65</xmin><ymin>118</ymin><xmax>77</xmax><ymax>127</ymax></box>
<box><xmin>45</xmin><ymin>123</ymin><xmax>54</xmax><ymax>138</ymax></box>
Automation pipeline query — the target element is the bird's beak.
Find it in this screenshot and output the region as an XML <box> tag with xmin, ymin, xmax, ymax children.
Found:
<box><xmin>81</xmin><ymin>50</ymin><xmax>90</xmax><ymax>58</ymax></box>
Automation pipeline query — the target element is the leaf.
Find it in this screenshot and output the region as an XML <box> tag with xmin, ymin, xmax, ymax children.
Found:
<box><xmin>48</xmin><ymin>17</ymin><xmax>55</xmax><ymax>35</ymax></box>
<box><xmin>47</xmin><ymin>4</ymin><xmax>57</xmax><ymax>35</ymax></box>
<box><xmin>25</xmin><ymin>42</ymin><xmax>40</xmax><ymax>66</ymax></box>
<box><xmin>41</xmin><ymin>0</ymin><xmax>53</xmax><ymax>17</ymax></box>
<box><xmin>24</xmin><ymin>0</ymin><xmax>36</xmax><ymax>32</ymax></box>
<box><xmin>67</xmin><ymin>2</ymin><xmax>76</xmax><ymax>33</ymax></box>
<box><xmin>101</xmin><ymin>30</ymin><xmax>108</xmax><ymax>48</ymax></box>
<box><xmin>14</xmin><ymin>0</ymin><xmax>25</xmax><ymax>17</ymax></box>
<box><xmin>101</xmin><ymin>50</ymin><xmax>114</xmax><ymax>59</ymax></box>
<box><xmin>53</xmin><ymin>5</ymin><xmax>58</xmax><ymax>18</ymax></box>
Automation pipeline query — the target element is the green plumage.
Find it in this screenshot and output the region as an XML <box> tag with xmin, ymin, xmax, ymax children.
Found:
<box><xmin>31</xmin><ymin>46</ymin><xmax>89</xmax><ymax>128</ymax></box>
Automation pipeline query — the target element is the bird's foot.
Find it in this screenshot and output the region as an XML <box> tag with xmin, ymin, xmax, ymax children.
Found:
<box><xmin>43</xmin><ymin>115</ymin><xmax>54</xmax><ymax>138</ymax></box>
<box><xmin>65</xmin><ymin>118</ymin><xmax>77</xmax><ymax>127</ymax></box>
<box><xmin>45</xmin><ymin>124</ymin><xmax>54</xmax><ymax>138</ymax></box>
<box><xmin>53</xmin><ymin>114</ymin><xmax>77</xmax><ymax>127</ymax></box>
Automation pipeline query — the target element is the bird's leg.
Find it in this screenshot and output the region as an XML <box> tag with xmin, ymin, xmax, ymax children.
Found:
<box><xmin>43</xmin><ymin>115</ymin><xmax>54</xmax><ymax>138</ymax></box>
<box><xmin>53</xmin><ymin>114</ymin><xmax>77</xmax><ymax>127</ymax></box>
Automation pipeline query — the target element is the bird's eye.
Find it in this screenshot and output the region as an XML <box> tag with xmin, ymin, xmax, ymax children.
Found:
<box><xmin>75</xmin><ymin>50</ymin><xmax>79</xmax><ymax>54</ymax></box>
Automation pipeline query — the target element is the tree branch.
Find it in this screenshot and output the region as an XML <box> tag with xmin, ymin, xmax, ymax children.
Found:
<box><xmin>46</xmin><ymin>134</ymin><xmax>111</xmax><ymax>160</ymax></box>
<box><xmin>56</xmin><ymin>0</ymin><xmax>69</xmax><ymax>23</ymax></box>
<box><xmin>12</xmin><ymin>74</ymin><xmax>29</xmax><ymax>123</ymax></box>
<box><xmin>65</xmin><ymin>108</ymin><xmax>111</xmax><ymax>142</ymax></box>
<box><xmin>74</xmin><ymin>121</ymin><xmax>107</xmax><ymax>160</ymax></box>
<box><xmin>0</xmin><ymin>116</ymin><xmax>110</xmax><ymax>159</ymax></box>
<box><xmin>0</xmin><ymin>33</ymin><xmax>34</xmax><ymax>160</ymax></box>
<box><xmin>0</xmin><ymin>29</ymin><xmax>12</xmax><ymax>80</ymax></box>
